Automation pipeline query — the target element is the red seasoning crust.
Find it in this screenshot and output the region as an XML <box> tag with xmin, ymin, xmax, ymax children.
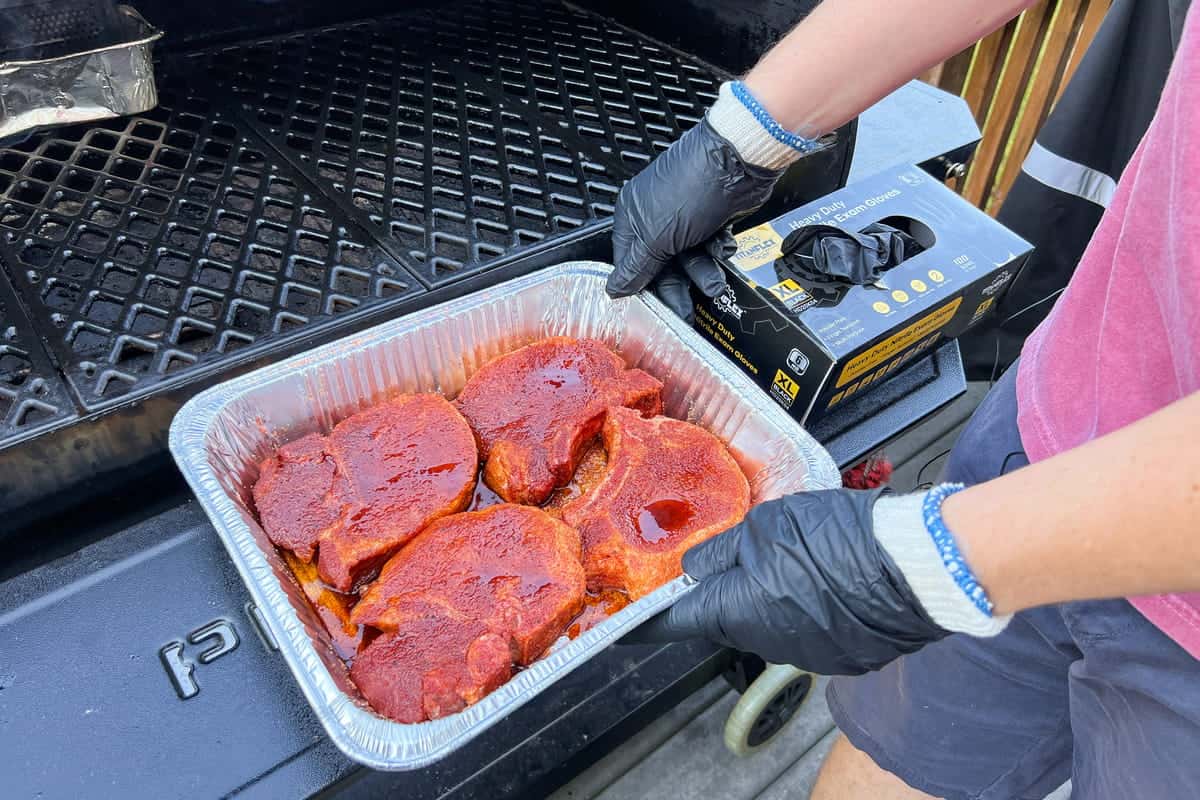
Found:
<box><xmin>454</xmin><ymin>337</ymin><xmax>663</xmax><ymax>506</ymax></box>
<box><xmin>350</xmin><ymin>504</ymin><xmax>585</xmax><ymax>722</ymax></box>
<box><xmin>252</xmin><ymin>394</ymin><xmax>478</xmax><ymax>592</ymax></box>
<box><xmin>252</xmin><ymin>340</ymin><xmax>750</xmax><ymax>724</ymax></box>
<box><xmin>557</xmin><ymin>406</ymin><xmax>751</xmax><ymax>600</ymax></box>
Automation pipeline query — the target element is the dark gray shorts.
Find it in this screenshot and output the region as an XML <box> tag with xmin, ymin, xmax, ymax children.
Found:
<box><xmin>827</xmin><ymin>364</ymin><xmax>1200</xmax><ymax>800</ymax></box>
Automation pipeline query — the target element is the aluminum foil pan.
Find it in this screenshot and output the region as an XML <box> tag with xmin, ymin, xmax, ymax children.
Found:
<box><xmin>169</xmin><ymin>262</ymin><xmax>840</xmax><ymax>770</ymax></box>
<box><xmin>0</xmin><ymin>5</ymin><xmax>162</xmax><ymax>140</ymax></box>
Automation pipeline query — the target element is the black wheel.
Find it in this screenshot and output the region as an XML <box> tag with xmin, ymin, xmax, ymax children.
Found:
<box><xmin>724</xmin><ymin>665</ymin><xmax>814</xmax><ymax>756</ymax></box>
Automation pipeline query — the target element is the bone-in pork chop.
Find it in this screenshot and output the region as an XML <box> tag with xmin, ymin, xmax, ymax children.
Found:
<box><xmin>558</xmin><ymin>406</ymin><xmax>751</xmax><ymax>600</ymax></box>
<box><xmin>252</xmin><ymin>432</ymin><xmax>343</xmax><ymax>563</ymax></box>
<box><xmin>252</xmin><ymin>394</ymin><xmax>478</xmax><ymax>591</ymax></box>
<box><xmin>350</xmin><ymin>504</ymin><xmax>586</xmax><ymax>722</ymax></box>
<box><xmin>454</xmin><ymin>337</ymin><xmax>662</xmax><ymax>505</ymax></box>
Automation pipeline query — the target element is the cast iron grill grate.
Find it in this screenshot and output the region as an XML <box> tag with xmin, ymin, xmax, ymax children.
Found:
<box><xmin>0</xmin><ymin>275</ymin><xmax>75</xmax><ymax>438</ymax></box>
<box><xmin>188</xmin><ymin>0</ymin><xmax>724</xmax><ymax>284</ymax></box>
<box><xmin>0</xmin><ymin>0</ymin><xmax>730</xmax><ymax>445</ymax></box>
<box><xmin>0</xmin><ymin>75</ymin><xmax>420</xmax><ymax>412</ymax></box>
<box><xmin>192</xmin><ymin>16</ymin><xmax>612</xmax><ymax>284</ymax></box>
<box><xmin>438</xmin><ymin>0</ymin><xmax>721</xmax><ymax>170</ymax></box>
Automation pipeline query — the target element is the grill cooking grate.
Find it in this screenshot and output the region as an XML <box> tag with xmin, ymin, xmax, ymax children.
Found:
<box><xmin>0</xmin><ymin>273</ymin><xmax>76</xmax><ymax>435</ymax></box>
<box><xmin>190</xmin><ymin>0</ymin><xmax>722</xmax><ymax>284</ymax></box>
<box><xmin>0</xmin><ymin>75</ymin><xmax>419</xmax><ymax>413</ymax></box>
<box><xmin>0</xmin><ymin>0</ymin><xmax>730</xmax><ymax>447</ymax></box>
<box><xmin>442</xmin><ymin>0</ymin><xmax>719</xmax><ymax>169</ymax></box>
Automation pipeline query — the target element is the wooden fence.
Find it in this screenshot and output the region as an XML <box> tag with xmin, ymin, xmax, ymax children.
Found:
<box><xmin>923</xmin><ymin>0</ymin><xmax>1111</xmax><ymax>214</ymax></box>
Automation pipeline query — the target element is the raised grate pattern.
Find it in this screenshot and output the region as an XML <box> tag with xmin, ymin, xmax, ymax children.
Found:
<box><xmin>0</xmin><ymin>0</ymin><xmax>730</xmax><ymax>442</ymax></box>
<box><xmin>190</xmin><ymin>0</ymin><xmax>724</xmax><ymax>284</ymax></box>
<box><xmin>0</xmin><ymin>276</ymin><xmax>76</xmax><ymax>438</ymax></box>
<box><xmin>193</xmin><ymin>14</ymin><xmax>618</xmax><ymax>284</ymax></box>
<box><xmin>437</xmin><ymin>0</ymin><xmax>721</xmax><ymax>171</ymax></box>
<box><xmin>0</xmin><ymin>77</ymin><xmax>420</xmax><ymax>411</ymax></box>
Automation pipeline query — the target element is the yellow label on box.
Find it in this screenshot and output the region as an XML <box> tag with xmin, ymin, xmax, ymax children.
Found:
<box><xmin>768</xmin><ymin>278</ymin><xmax>806</xmax><ymax>303</ymax></box>
<box><xmin>771</xmin><ymin>369</ymin><xmax>800</xmax><ymax>402</ymax></box>
<box><xmin>729</xmin><ymin>223</ymin><xmax>784</xmax><ymax>272</ymax></box>
<box><xmin>836</xmin><ymin>297</ymin><xmax>962</xmax><ymax>388</ymax></box>
<box><xmin>972</xmin><ymin>297</ymin><xmax>995</xmax><ymax>319</ymax></box>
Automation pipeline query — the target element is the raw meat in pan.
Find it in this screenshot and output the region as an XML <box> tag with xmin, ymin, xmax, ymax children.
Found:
<box><xmin>454</xmin><ymin>337</ymin><xmax>663</xmax><ymax>505</ymax></box>
<box><xmin>350</xmin><ymin>504</ymin><xmax>586</xmax><ymax>722</ymax></box>
<box><xmin>252</xmin><ymin>394</ymin><xmax>478</xmax><ymax>592</ymax></box>
<box><xmin>557</xmin><ymin>406</ymin><xmax>751</xmax><ymax>600</ymax></box>
<box><xmin>252</xmin><ymin>432</ymin><xmax>343</xmax><ymax>563</ymax></box>
<box><xmin>349</xmin><ymin>615</ymin><xmax>514</xmax><ymax>724</ymax></box>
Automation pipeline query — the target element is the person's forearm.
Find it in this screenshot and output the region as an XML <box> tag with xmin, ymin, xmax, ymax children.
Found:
<box><xmin>943</xmin><ymin>390</ymin><xmax>1200</xmax><ymax>614</ymax></box>
<box><xmin>743</xmin><ymin>0</ymin><xmax>1036</xmax><ymax>137</ymax></box>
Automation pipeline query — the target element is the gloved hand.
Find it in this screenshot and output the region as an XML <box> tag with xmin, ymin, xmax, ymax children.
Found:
<box><xmin>606</xmin><ymin>118</ymin><xmax>782</xmax><ymax>316</ymax></box>
<box><xmin>634</xmin><ymin>488</ymin><xmax>1011</xmax><ymax>675</ymax></box>
<box><xmin>647</xmin><ymin>231</ymin><xmax>738</xmax><ymax>324</ymax></box>
<box><xmin>606</xmin><ymin>81</ymin><xmax>829</xmax><ymax>319</ymax></box>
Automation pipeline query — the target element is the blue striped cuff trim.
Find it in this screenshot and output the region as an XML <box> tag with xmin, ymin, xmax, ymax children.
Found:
<box><xmin>729</xmin><ymin>82</ymin><xmax>823</xmax><ymax>154</ymax></box>
<box><xmin>922</xmin><ymin>483</ymin><xmax>995</xmax><ymax>617</ymax></box>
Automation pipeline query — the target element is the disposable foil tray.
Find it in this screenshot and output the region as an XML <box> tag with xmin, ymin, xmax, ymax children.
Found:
<box><xmin>0</xmin><ymin>5</ymin><xmax>162</xmax><ymax>140</ymax></box>
<box><xmin>169</xmin><ymin>262</ymin><xmax>840</xmax><ymax>770</ymax></box>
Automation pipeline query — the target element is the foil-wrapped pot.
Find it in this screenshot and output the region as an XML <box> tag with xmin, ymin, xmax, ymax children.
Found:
<box><xmin>0</xmin><ymin>5</ymin><xmax>162</xmax><ymax>141</ymax></box>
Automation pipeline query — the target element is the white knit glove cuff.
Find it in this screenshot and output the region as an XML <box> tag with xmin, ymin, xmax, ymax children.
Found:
<box><xmin>873</xmin><ymin>492</ymin><xmax>1012</xmax><ymax>637</ymax></box>
<box><xmin>706</xmin><ymin>82</ymin><xmax>825</xmax><ymax>170</ymax></box>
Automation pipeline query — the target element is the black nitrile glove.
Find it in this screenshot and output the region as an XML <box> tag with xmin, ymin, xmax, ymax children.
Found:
<box><xmin>649</xmin><ymin>230</ymin><xmax>739</xmax><ymax>322</ymax></box>
<box><xmin>779</xmin><ymin>223</ymin><xmax>926</xmax><ymax>286</ymax></box>
<box><xmin>606</xmin><ymin>119</ymin><xmax>783</xmax><ymax>305</ymax></box>
<box><xmin>635</xmin><ymin>489</ymin><xmax>959</xmax><ymax>675</ymax></box>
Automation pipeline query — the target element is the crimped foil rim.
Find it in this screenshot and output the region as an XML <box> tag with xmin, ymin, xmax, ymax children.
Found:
<box><xmin>0</xmin><ymin>6</ymin><xmax>163</xmax><ymax>71</ymax></box>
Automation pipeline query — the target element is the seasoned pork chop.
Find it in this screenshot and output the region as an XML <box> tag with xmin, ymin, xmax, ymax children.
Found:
<box><xmin>253</xmin><ymin>432</ymin><xmax>342</xmax><ymax>563</ymax></box>
<box><xmin>252</xmin><ymin>394</ymin><xmax>478</xmax><ymax>591</ymax></box>
<box><xmin>350</xmin><ymin>504</ymin><xmax>586</xmax><ymax>722</ymax></box>
<box><xmin>349</xmin><ymin>618</ymin><xmax>514</xmax><ymax>723</ymax></box>
<box><xmin>558</xmin><ymin>407</ymin><xmax>751</xmax><ymax>600</ymax></box>
<box><xmin>454</xmin><ymin>337</ymin><xmax>662</xmax><ymax>505</ymax></box>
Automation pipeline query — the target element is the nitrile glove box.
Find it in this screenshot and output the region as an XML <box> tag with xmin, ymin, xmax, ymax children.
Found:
<box><xmin>691</xmin><ymin>164</ymin><xmax>1032</xmax><ymax>424</ymax></box>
